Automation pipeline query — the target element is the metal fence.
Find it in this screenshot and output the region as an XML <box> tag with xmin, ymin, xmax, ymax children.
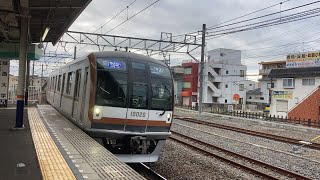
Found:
<box><xmin>176</xmin><ymin>105</ymin><xmax>320</xmax><ymax>128</ymax></box>
<box><xmin>8</xmin><ymin>85</ymin><xmax>42</xmax><ymax>104</ymax></box>
<box><xmin>202</xmin><ymin>103</ymin><xmax>266</xmax><ymax>112</ymax></box>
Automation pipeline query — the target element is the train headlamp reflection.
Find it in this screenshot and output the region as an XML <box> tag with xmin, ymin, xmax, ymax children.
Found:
<box><xmin>94</xmin><ymin>107</ymin><xmax>101</xmax><ymax>117</ymax></box>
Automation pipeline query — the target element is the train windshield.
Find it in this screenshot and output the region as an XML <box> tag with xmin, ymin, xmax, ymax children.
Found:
<box><xmin>96</xmin><ymin>58</ymin><xmax>127</xmax><ymax>107</ymax></box>
<box><xmin>150</xmin><ymin>63</ymin><xmax>173</xmax><ymax>110</ymax></box>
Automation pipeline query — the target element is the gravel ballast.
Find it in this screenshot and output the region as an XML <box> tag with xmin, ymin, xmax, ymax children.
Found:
<box><xmin>150</xmin><ymin>140</ymin><xmax>260</xmax><ymax>180</ymax></box>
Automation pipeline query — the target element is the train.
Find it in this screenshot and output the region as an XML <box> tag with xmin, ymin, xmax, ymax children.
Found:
<box><xmin>47</xmin><ymin>51</ymin><xmax>174</xmax><ymax>162</ymax></box>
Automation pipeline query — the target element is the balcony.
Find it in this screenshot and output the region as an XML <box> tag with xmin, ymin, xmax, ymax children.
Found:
<box><xmin>259</xmin><ymin>69</ymin><xmax>271</xmax><ymax>75</ymax></box>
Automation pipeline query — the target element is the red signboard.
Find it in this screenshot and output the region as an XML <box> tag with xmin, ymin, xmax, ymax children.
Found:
<box><xmin>233</xmin><ymin>94</ymin><xmax>240</xmax><ymax>101</ymax></box>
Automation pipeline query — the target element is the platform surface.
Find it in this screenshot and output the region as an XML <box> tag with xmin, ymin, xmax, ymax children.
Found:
<box><xmin>35</xmin><ymin>104</ymin><xmax>145</xmax><ymax>180</ymax></box>
<box><xmin>0</xmin><ymin>107</ymin><xmax>42</xmax><ymax>180</ymax></box>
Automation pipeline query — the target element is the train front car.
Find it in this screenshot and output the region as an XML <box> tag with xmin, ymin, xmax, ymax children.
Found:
<box><xmin>87</xmin><ymin>52</ymin><xmax>173</xmax><ymax>163</ymax></box>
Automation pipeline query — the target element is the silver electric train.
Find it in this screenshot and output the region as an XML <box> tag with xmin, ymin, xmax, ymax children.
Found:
<box><xmin>47</xmin><ymin>51</ymin><xmax>173</xmax><ymax>162</ymax></box>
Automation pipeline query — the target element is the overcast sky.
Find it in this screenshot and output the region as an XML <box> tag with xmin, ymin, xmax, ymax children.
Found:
<box><xmin>11</xmin><ymin>0</ymin><xmax>320</xmax><ymax>81</ymax></box>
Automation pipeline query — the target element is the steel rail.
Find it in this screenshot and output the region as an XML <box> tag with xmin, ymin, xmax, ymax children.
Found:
<box><xmin>128</xmin><ymin>163</ymin><xmax>167</xmax><ymax>180</ymax></box>
<box><xmin>170</xmin><ymin>131</ymin><xmax>312</xmax><ymax>180</ymax></box>
<box><xmin>174</xmin><ymin>116</ymin><xmax>320</xmax><ymax>150</ymax></box>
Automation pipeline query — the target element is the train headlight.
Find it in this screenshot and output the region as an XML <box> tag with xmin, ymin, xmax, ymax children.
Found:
<box><xmin>94</xmin><ymin>107</ymin><xmax>101</xmax><ymax>117</ymax></box>
<box><xmin>167</xmin><ymin>113</ymin><xmax>171</xmax><ymax>119</ymax></box>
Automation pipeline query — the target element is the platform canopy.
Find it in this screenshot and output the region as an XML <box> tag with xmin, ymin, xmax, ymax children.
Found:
<box><xmin>0</xmin><ymin>0</ymin><xmax>91</xmax><ymax>45</ymax></box>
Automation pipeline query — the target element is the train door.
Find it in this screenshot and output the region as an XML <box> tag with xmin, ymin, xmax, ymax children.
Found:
<box><xmin>72</xmin><ymin>69</ymin><xmax>81</xmax><ymax>118</ymax></box>
<box><xmin>80</xmin><ymin>67</ymin><xmax>88</xmax><ymax>124</ymax></box>
<box><xmin>125</xmin><ymin>61</ymin><xmax>148</xmax><ymax>132</ymax></box>
<box><xmin>59</xmin><ymin>73</ymin><xmax>66</xmax><ymax>108</ymax></box>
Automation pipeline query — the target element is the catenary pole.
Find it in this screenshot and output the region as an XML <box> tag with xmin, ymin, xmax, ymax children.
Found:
<box><xmin>199</xmin><ymin>24</ymin><xmax>206</xmax><ymax>114</ymax></box>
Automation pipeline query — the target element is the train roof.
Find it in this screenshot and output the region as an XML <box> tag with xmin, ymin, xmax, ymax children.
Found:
<box><xmin>49</xmin><ymin>51</ymin><xmax>168</xmax><ymax>75</ymax></box>
<box><xmin>92</xmin><ymin>51</ymin><xmax>167</xmax><ymax>66</ymax></box>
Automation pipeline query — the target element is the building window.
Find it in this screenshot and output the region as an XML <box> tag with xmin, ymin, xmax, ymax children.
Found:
<box><xmin>226</xmin><ymin>70</ymin><xmax>229</xmax><ymax>74</ymax></box>
<box><xmin>260</xmin><ymin>97</ymin><xmax>264</xmax><ymax>100</ymax></box>
<box><xmin>249</xmin><ymin>96</ymin><xmax>252</xmax><ymax>99</ymax></box>
<box><xmin>267</xmin><ymin>83</ymin><xmax>275</xmax><ymax>88</ymax></box>
<box><xmin>183</xmin><ymin>82</ymin><xmax>191</xmax><ymax>88</ymax></box>
<box><xmin>240</xmin><ymin>70</ymin><xmax>245</xmax><ymax>77</ymax></box>
<box><xmin>225</xmin><ymin>99</ymin><xmax>227</xmax><ymax>103</ymax></box>
<box><xmin>191</xmin><ymin>95</ymin><xmax>197</xmax><ymax>102</ymax></box>
<box><xmin>283</xmin><ymin>78</ymin><xmax>295</xmax><ymax>88</ymax></box>
<box><xmin>302</xmin><ymin>78</ymin><xmax>315</xmax><ymax>86</ymax></box>
<box><xmin>302</xmin><ymin>54</ymin><xmax>306</xmax><ymax>58</ymax></box>
<box><xmin>249</xmin><ymin>84</ymin><xmax>252</xmax><ymax>86</ymax></box>
<box><xmin>225</xmin><ymin>84</ymin><xmax>228</xmax><ymax>88</ymax></box>
<box><xmin>184</xmin><ymin>68</ymin><xmax>192</xmax><ymax>74</ymax></box>
<box><xmin>239</xmin><ymin>84</ymin><xmax>244</xmax><ymax>91</ymax></box>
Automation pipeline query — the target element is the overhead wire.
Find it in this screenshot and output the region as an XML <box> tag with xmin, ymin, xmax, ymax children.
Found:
<box><xmin>77</xmin><ymin>0</ymin><xmax>161</xmax><ymax>53</ymax></box>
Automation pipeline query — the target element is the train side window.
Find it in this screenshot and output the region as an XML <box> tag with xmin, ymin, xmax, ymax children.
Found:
<box><xmin>49</xmin><ymin>77</ymin><xmax>51</xmax><ymax>90</ymax></box>
<box><xmin>57</xmin><ymin>75</ymin><xmax>61</xmax><ymax>92</ymax></box>
<box><xmin>53</xmin><ymin>77</ymin><xmax>56</xmax><ymax>92</ymax></box>
<box><xmin>74</xmin><ymin>70</ymin><xmax>81</xmax><ymax>99</ymax></box>
<box><xmin>66</xmin><ymin>72</ymin><xmax>73</xmax><ymax>95</ymax></box>
<box><xmin>62</xmin><ymin>73</ymin><xmax>66</xmax><ymax>94</ymax></box>
<box><xmin>84</xmin><ymin>67</ymin><xmax>88</xmax><ymax>85</ymax></box>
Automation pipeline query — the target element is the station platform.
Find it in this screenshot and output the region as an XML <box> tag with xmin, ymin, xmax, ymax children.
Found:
<box><xmin>0</xmin><ymin>105</ymin><xmax>42</xmax><ymax>180</ymax></box>
<box><xmin>1</xmin><ymin>104</ymin><xmax>145</xmax><ymax>180</ymax></box>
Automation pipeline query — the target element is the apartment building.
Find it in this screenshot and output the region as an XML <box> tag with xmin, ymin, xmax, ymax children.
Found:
<box><xmin>203</xmin><ymin>48</ymin><xmax>247</xmax><ymax>104</ymax></box>
<box><xmin>268</xmin><ymin>51</ymin><xmax>320</xmax><ymax>120</ymax></box>
<box><xmin>180</xmin><ymin>60</ymin><xmax>199</xmax><ymax>106</ymax></box>
<box><xmin>247</xmin><ymin>60</ymin><xmax>286</xmax><ymax>105</ymax></box>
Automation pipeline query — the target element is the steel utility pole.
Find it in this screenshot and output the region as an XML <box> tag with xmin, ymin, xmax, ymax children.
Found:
<box><xmin>199</xmin><ymin>24</ymin><xmax>206</xmax><ymax>114</ymax></box>
<box><xmin>74</xmin><ymin>46</ymin><xmax>77</xmax><ymax>60</ymax></box>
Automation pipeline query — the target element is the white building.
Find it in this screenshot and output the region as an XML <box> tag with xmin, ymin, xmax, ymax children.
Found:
<box><xmin>267</xmin><ymin>50</ymin><xmax>320</xmax><ymax>119</ymax></box>
<box><xmin>268</xmin><ymin>67</ymin><xmax>320</xmax><ymax>117</ymax></box>
<box><xmin>245</xmin><ymin>80</ymin><xmax>262</xmax><ymax>104</ymax></box>
<box><xmin>246</xmin><ymin>60</ymin><xmax>286</xmax><ymax>105</ymax></box>
<box><xmin>203</xmin><ymin>48</ymin><xmax>247</xmax><ymax>104</ymax></box>
<box><xmin>9</xmin><ymin>74</ymin><xmax>46</xmax><ymax>87</ymax></box>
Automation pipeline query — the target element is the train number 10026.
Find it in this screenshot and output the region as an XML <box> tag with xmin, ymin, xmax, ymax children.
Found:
<box><xmin>130</xmin><ymin>112</ymin><xmax>146</xmax><ymax>117</ymax></box>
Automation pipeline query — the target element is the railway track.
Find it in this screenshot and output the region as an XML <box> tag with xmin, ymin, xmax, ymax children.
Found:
<box><xmin>170</xmin><ymin>131</ymin><xmax>312</xmax><ymax>180</ymax></box>
<box><xmin>174</xmin><ymin>115</ymin><xmax>320</xmax><ymax>150</ymax></box>
<box><xmin>128</xmin><ymin>163</ymin><xmax>166</xmax><ymax>180</ymax></box>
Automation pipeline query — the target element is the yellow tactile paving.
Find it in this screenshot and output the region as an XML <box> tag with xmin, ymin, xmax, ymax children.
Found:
<box><xmin>28</xmin><ymin>108</ymin><xmax>76</xmax><ymax>180</ymax></box>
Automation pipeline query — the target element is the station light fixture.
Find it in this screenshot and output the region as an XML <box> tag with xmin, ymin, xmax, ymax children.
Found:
<box><xmin>41</xmin><ymin>27</ymin><xmax>50</xmax><ymax>41</ymax></box>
